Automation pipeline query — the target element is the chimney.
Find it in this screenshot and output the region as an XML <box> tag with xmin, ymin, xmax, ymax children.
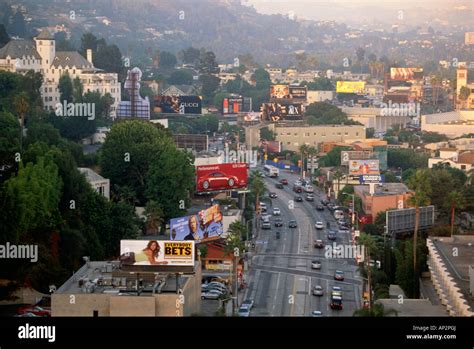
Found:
<box><xmin>87</xmin><ymin>49</ymin><xmax>93</xmax><ymax>64</ymax></box>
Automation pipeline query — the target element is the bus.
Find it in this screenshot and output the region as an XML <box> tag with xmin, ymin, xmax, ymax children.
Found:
<box><xmin>263</xmin><ymin>165</ymin><xmax>279</xmax><ymax>177</ymax></box>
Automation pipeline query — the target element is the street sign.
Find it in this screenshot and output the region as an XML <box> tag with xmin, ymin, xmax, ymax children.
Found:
<box><xmin>359</xmin><ymin>174</ymin><xmax>385</xmax><ymax>184</ymax></box>
<box><xmin>238</xmin><ymin>190</ymin><xmax>251</xmax><ymax>194</ymax></box>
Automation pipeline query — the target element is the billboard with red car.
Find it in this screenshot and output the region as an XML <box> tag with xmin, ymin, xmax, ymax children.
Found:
<box><xmin>196</xmin><ymin>163</ymin><xmax>248</xmax><ymax>192</ymax></box>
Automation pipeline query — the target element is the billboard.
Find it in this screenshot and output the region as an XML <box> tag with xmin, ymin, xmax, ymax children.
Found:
<box><xmin>173</xmin><ymin>134</ymin><xmax>208</xmax><ymax>152</ymax></box>
<box><xmin>196</xmin><ymin>162</ymin><xmax>248</xmax><ymax>192</ymax></box>
<box><xmin>170</xmin><ymin>205</ymin><xmax>224</xmax><ymax>242</ymax></box>
<box><xmin>386</xmin><ymin>206</ymin><xmax>435</xmax><ymax>234</ymax></box>
<box><xmin>359</xmin><ymin>174</ymin><xmax>385</xmax><ymax>184</ymax></box>
<box><xmin>270</xmin><ymin>85</ymin><xmax>290</xmax><ymax>99</ymax></box>
<box><xmin>261</xmin><ymin>102</ymin><xmax>304</xmax><ymax>121</ymax></box>
<box><xmin>243</xmin><ymin>112</ymin><xmax>261</xmax><ymax>122</ymax></box>
<box><xmin>336</xmin><ymin>81</ymin><xmax>366</xmax><ymax>94</ymax></box>
<box><xmin>341</xmin><ymin>150</ymin><xmax>374</xmax><ymax>166</ymax></box>
<box><xmin>348</xmin><ymin>159</ymin><xmax>380</xmax><ymax>175</ymax></box>
<box><xmin>120</xmin><ymin>240</ymin><xmax>195</xmax><ymax>268</ymax></box>
<box><xmin>390</xmin><ymin>68</ymin><xmax>423</xmax><ymax>81</ymax></box>
<box><xmin>289</xmin><ymin>86</ymin><xmax>307</xmax><ymax>100</ymax></box>
<box><xmin>154</xmin><ymin>96</ymin><xmax>202</xmax><ymax>114</ymax></box>
<box><xmin>260</xmin><ymin>140</ymin><xmax>281</xmax><ymax>153</ymax></box>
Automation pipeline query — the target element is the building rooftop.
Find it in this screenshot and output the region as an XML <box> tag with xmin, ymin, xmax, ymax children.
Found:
<box><xmin>356</xmin><ymin>182</ymin><xmax>411</xmax><ymax>197</ymax></box>
<box><xmin>36</xmin><ymin>28</ymin><xmax>54</xmax><ymax>40</ymax></box>
<box><xmin>52</xmin><ymin>51</ymin><xmax>93</xmax><ymax>69</ymax></box>
<box><xmin>78</xmin><ymin>167</ymin><xmax>107</xmax><ymax>182</ymax></box>
<box><xmin>458</xmin><ymin>150</ymin><xmax>474</xmax><ymax>164</ymax></box>
<box><xmin>377</xmin><ymin>299</ymin><xmax>448</xmax><ymax>316</ymax></box>
<box><xmin>430</xmin><ymin>236</ymin><xmax>474</xmax><ymax>311</ymax></box>
<box><xmin>56</xmin><ymin>260</ymin><xmax>196</xmax><ymax>295</ymax></box>
<box><xmin>0</xmin><ymin>39</ymin><xmax>41</xmax><ymax>59</ymax></box>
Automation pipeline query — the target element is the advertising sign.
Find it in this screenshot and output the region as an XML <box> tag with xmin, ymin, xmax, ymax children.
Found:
<box><xmin>289</xmin><ymin>86</ymin><xmax>307</xmax><ymax>100</ymax></box>
<box><xmin>196</xmin><ymin>162</ymin><xmax>248</xmax><ymax>192</ymax></box>
<box><xmin>260</xmin><ymin>140</ymin><xmax>281</xmax><ymax>153</ymax></box>
<box><xmin>170</xmin><ymin>205</ymin><xmax>224</xmax><ymax>242</ymax></box>
<box><xmin>120</xmin><ymin>240</ymin><xmax>195</xmax><ymax>266</ymax></box>
<box><xmin>270</xmin><ymin>84</ymin><xmax>290</xmax><ymax>99</ymax></box>
<box><xmin>390</xmin><ymin>68</ymin><xmax>423</xmax><ymax>81</ymax></box>
<box><xmin>154</xmin><ymin>95</ymin><xmax>202</xmax><ymax>114</ymax></box>
<box><xmin>348</xmin><ymin>159</ymin><xmax>380</xmax><ymax>175</ymax></box>
<box><xmin>386</xmin><ymin>206</ymin><xmax>435</xmax><ymax>234</ymax></box>
<box><xmin>336</xmin><ymin>81</ymin><xmax>366</xmax><ymax>94</ymax></box>
<box><xmin>223</xmin><ymin>97</ymin><xmax>242</xmax><ymax>114</ymax></box>
<box><xmin>261</xmin><ymin>102</ymin><xmax>303</xmax><ymax>121</ymax></box>
<box><xmin>359</xmin><ymin>174</ymin><xmax>385</xmax><ymax>184</ymax></box>
<box><xmin>341</xmin><ymin>150</ymin><xmax>374</xmax><ymax>166</ymax></box>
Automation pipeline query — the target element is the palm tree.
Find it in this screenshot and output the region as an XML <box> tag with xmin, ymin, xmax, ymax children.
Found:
<box><xmin>249</xmin><ymin>170</ymin><xmax>267</xmax><ymax>213</ymax></box>
<box><xmin>407</xmin><ymin>169</ymin><xmax>431</xmax><ymax>296</ymax></box>
<box><xmin>307</xmin><ymin>146</ymin><xmax>318</xmax><ymax>179</ymax></box>
<box><xmin>445</xmin><ymin>191</ymin><xmax>465</xmax><ymax>237</ymax></box>
<box><xmin>144</xmin><ymin>200</ymin><xmax>164</xmax><ymax>235</ymax></box>
<box><xmin>358</xmin><ymin>233</ymin><xmax>377</xmax><ymax>312</ymax></box>
<box><xmin>459</xmin><ymin>86</ymin><xmax>471</xmax><ymax>109</ymax></box>
<box><xmin>430</xmin><ymin>75</ymin><xmax>441</xmax><ymax>107</ymax></box>
<box><xmin>332</xmin><ymin>170</ymin><xmax>344</xmax><ymax>198</ymax></box>
<box><xmin>299</xmin><ymin>144</ymin><xmax>310</xmax><ymax>177</ymax></box>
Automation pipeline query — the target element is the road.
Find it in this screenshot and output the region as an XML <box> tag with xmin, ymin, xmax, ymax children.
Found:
<box><xmin>243</xmin><ymin>168</ymin><xmax>362</xmax><ymax>317</ymax></box>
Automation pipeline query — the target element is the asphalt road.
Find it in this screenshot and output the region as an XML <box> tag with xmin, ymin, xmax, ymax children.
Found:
<box><xmin>243</xmin><ymin>168</ymin><xmax>362</xmax><ymax>317</ymax></box>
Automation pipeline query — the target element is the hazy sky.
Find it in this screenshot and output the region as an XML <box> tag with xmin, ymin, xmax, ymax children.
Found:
<box><xmin>242</xmin><ymin>0</ymin><xmax>474</xmax><ymax>26</ymax></box>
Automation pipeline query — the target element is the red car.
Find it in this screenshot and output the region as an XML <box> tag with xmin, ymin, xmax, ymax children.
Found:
<box><xmin>198</xmin><ymin>171</ymin><xmax>240</xmax><ymax>191</ymax></box>
<box><xmin>280</xmin><ymin>178</ymin><xmax>288</xmax><ymax>185</ymax></box>
<box><xmin>17</xmin><ymin>306</ymin><xmax>51</xmax><ymax>317</ymax></box>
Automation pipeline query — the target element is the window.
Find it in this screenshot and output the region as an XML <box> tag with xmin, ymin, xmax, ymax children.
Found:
<box><xmin>322</xmin><ymin>133</ymin><xmax>326</xmax><ymax>137</ymax></box>
<box><xmin>356</xmin><ymin>132</ymin><xmax>359</xmax><ymax>136</ymax></box>
<box><xmin>294</xmin><ymin>142</ymin><xmax>299</xmax><ymax>146</ymax></box>
<box><xmin>461</xmin><ymin>165</ymin><xmax>466</xmax><ymax>170</ymax></box>
<box><xmin>39</xmin><ymin>41</ymin><xmax>42</xmax><ymax>45</ymax></box>
<box><xmin>287</xmin><ymin>142</ymin><xmax>291</xmax><ymax>145</ymax></box>
<box><xmin>49</xmin><ymin>97</ymin><xmax>53</xmax><ymax>101</ymax></box>
<box><xmin>52</xmin><ymin>69</ymin><xmax>54</xmax><ymax>74</ymax></box>
<box><xmin>294</xmin><ymin>133</ymin><xmax>298</xmax><ymax>136</ymax></box>
<box><xmin>44</xmin><ymin>87</ymin><xmax>47</xmax><ymax>93</ymax></box>
<box><xmin>305</xmin><ymin>132</ymin><xmax>310</xmax><ymax>137</ymax></box>
<box><xmin>73</xmin><ymin>69</ymin><xmax>76</xmax><ymax>74</ymax></box>
<box><xmin>314</xmin><ymin>133</ymin><xmax>317</xmax><ymax>136</ymax></box>
<box><xmin>337</xmin><ymin>132</ymin><xmax>341</xmax><ymax>136</ymax></box>
<box><xmin>345</xmin><ymin>132</ymin><xmax>348</xmax><ymax>136</ymax></box>
<box><xmin>49</xmin><ymin>87</ymin><xmax>52</xmax><ymax>92</ymax></box>
<box><xmin>98</xmin><ymin>186</ymin><xmax>105</xmax><ymax>196</ymax></box>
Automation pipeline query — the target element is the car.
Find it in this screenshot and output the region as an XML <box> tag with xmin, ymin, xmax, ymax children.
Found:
<box><xmin>311</xmin><ymin>310</ymin><xmax>323</xmax><ymax>317</ymax></box>
<box><xmin>305</xmin><ymin>193</ymin><xmax>314</xmax><ymax>201</ymax></box>
<box><xmin>314</xmin><ymin>239</ymin><xmax>324</xmax><ymax>249</ymax></box>
<box><xmin>274</xmin><ymin>218</ymin><xmax>283</xmax><ymax>227</ymax></box>
<box><xmin>334</xmin><ymin>270</ymin><xmax>345</xmax><ymax>281</ymax></box>
<box><xmin>269</xmin><ymin>192</ymin><xmax>278</xmax><ymax>198</ymax></box>
<box><xmin>315</xmin><ymin>221</ymin><xmax>324</xmax><ymax>230</ymax></box>
<box><xmin>261</xmin><ymin>221</ymin><xmax>271</xmax><ymax>229</ymax></box>
<box><xmin>293</xmin><ymin>185</ymin><xmax>303</xmax><ymax>193</ymax></box>
<box><xmin>295</xmin><ymin>196</ymin><xmax>303</xmax><ymax>202</ymax></box>
<box><xmin>331</xmin><ymin>286</ymin><xmax>343</xmax><ymax>298</ymax></box>
<box><xmin>304</xmin><ymin>185</ymin><xmax>314</xmax><ymax>193</ymax></box>
<box><xmin>327</xmin><ymin>203</ymin><xmax>335</xmax><ymax>211</ymax></box>
<box><xmin>206</xmin><ymin>281</ymin><xmax>227</xmax><ymax>289</ymax></box>
<box><xmin>311</xmin><ymin>260</ymin><xmax>322</xmax><ymax>269</ymax></box>
<box><xmin>321</xmin><ymin>199</ymin><xmax>329</xmax><ymax>206</ymax></box>
<box><xmin>330</xmin><ymin>296</ymin><xmax>343</xmax><ymax>310</ymax></box>
<box><xmin>338</xmin><ymin>226</ymin><xmax>350</xmax><ymax>232</ymax></box>
<box><xmin>275</xmin><ymin>183</ymin><xmax>284</xmax><ymax>189</ymax></box>
<box><xmin>237</xmin><ymin>306</ymin><xmax>250</xmax><ymax>317</ymax></box>
<box><xmin>201</xmin><ymin>291</ymin><xmax>222</xmax><ymax>300</ymax></box>
<box><xmin>17</xmin><ymin>306</ymin><xmax>51</xmax><ymax>317</ymax></box>
<box><xmin>261</xmin><ymin>214</ymin><xmax>271</xmax><ymax>221</ymax></box>
<box><xmin>280</xmin><ymin>179</ymin><xmax>288</xmax><ymax>185</ymax></box>
<box><xmin>204</xmin><ymin>286</ymin><xmax>226</xmax><ymax>294</ymax></box>
<box><xmin>273</xmin><ymin>207</ymin><xmax>281</xmax><ymax>216</ymax></box>
<box><xmin>241</xmin><ymin>299</ymin><xmax>254</xmax><ymax>310</ymax></box>
<box><xmin>294</xmin><ymin>180</ymin><xmax>302</xmax><ymax>187</ymax></box>
<box><xmin>316</xmin><ymin>204</ymin><xmax>324</xmax><ymax>211</ymax></box>
<box><xmin>289</xmin><ymin>220</ymin><xmax>298</xmax><ymax>228</ymax></box>
<box><xmin>197</xmin><ymin>171</ymin><xmax>241</xmax><ymax>191</ymax></box>
<box><xmin>327</xmin><ymin>231</ymin><xmax>337</xmax><ymax>241</ymax></box>
<box><xmin>312</xmin><ymin>285</ymin><xmax>324</xmax><ymax>296</ymax></box>
<box><xmin>276</xmin><ymin>231</ymin><xmax>281</xmax><ymax>239</ymax></box>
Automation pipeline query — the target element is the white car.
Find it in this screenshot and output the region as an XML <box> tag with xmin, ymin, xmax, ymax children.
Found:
<box><xmin>311</xmin><ymin>260</ymin><xmax>322</xmax><ymax>269</ymax></box>
<box><xmin>315</xmin><ymin>221</ymin><xmax>324</xmax><ymax>230</ymax></box>
<box><xmin>294</xmin><ymin>180</ymin><xmax>302</xmax><ymax>186</ymax></box>
<box><xmin>238</xmin><ymin>306</ymin><xmax>250</xmax><ymax>317</ymax></box>
<box><xmin>241</xmin><ymin>299</ymin><xmax>254</xmax><ymax>310</ymax></box>
<box><xmin>305</xmin><ymin>185</ymin><xmax>314</xmax><ymax>193</ymax></box>
<box><xmin>312</xmin><ymin>285</ymin><xmax>324</xmax><ymax>296</ymax></box>
<box><xmin>201</xmin><ymin>290</ymin><xmax>222</xmax><ymax>300</ymax></box>
<box><xmin>311</xmin><ymin>310</ymin><xmax>323</xmax><ymax>317</ymax></box>
<box><xmin>273</xmin><ymin>207</ymin><xmax>281</xmax><ymax>216</ymax></box>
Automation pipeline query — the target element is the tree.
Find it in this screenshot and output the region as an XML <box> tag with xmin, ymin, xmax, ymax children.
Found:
<box><xmin>179</xmin><ymin>47</ymin><xmax>201</xmax><ymax>65</ymax></box>
<box><xmin>167</xmin><ymin>70</ymin><xmax>193</xmax><ymax>85</ymax></box>
<box><xmin>198</xmin><ymin>50</ymin><xmax>219</xmax><ymax>75</ymax></box>
<box><xmin>251</xmin><ymin>68</ymin><xmax>271</xmax><ymax>90</ymax></box>
<box><xmin>0</xmin><ymin>24</ymin><xmax>9</xmax><ymax>47</ymax></box>
<box><xmin>305</xmin><ymin>102</ymin><xmax>361</xmax><ymax>125</ymax></box>
<box><xmin>318</xmin><ymin>146</ymin><xmax>351</xmax><ymax>167</ymax></box>
<box><xmin>260</xmin><ymin>127</ymin><xmax>275</xmax><ymax>141</ymax></box>
<box><xmin>459</xmin><ymin>86</ymin><xmax>470</xmax><ymax>107</ymax></box>
<box><xmin>10</xmin><ymin>11</ymin><xmax>26</xmax><ymax>38</ymax></box>
<box><xmin>332</xmin><ymin>169</ymin><xmax>344</xmax><ymax>197</ymax></box>
<box><xmin>306</xmin><ymin>77</ymin><xmax>334</xmax><ymax>91</ymax></box>
<box><xmin>353</xmin><ymin>303</ymin><xmax>397</xmax><ymax>317</ymax></box>
<box><xmin>143</xmin><ymin>200</ymin><xmax>164</xmax><ymax>235</ymax></box>
<box><xmin>299</xmin><ymin>144</ymin><xmax>309</xmax><ymax>175</ymax></box>
<box><xmin>358</xmin><ymin>233</ymin><xmax>376</xmax><ymax>312</ymax></box>
<box><xmin>366</xmin><ymin>127</ymin><xmax>375</xmax><ymax>138</ymax></box>
<box><xmin>58</xmin><ymin>73</ymin><xmax>73</xmax><ymax>103</ymax></box>
<box><xmin>445</xmin><ymin>191</ymin><xmax>464</xmax><ymax>237</ymax></box>
<box><xmin>199</xmin><ymin>74</ymin><xmax>220</xmax><ymax>103</ymax></box>
<box><xmin>159</xmin><ymin>51</ymin><xmax>177</xmax><ymax>69</ymax></box>
<box><xmin>407</xmin><ymin>169</ymin><xmax>431</xmax><ymax>297</ymax></box>
<box><xmin>80</xmin><ymin>33</ymin><xmax>99</xmax><ymax>56</ymax></box>
<box><xmin>0</xmin><ymin>111</ymin><xmax>20</xmax><ymax>181</ymax></box>
<box><xmin>249</xmin><ymin>170</ymin><xmax>267</xmax><ymax>213</ymax></box>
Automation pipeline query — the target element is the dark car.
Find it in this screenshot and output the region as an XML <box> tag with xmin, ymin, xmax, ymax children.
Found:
<box><xmin>327</xmin><ymin>231</ymin><xmax>337</xmax><ymax>241</ymax></box>
<box><xmin>269</xmin><ymin>192</ymin><xmax>278</xmax><ymax>198</ymax></box>
<box><xmin>316</xmin><ymin>204</ymin><xmax>324</xmax><ymax>211</ymax></box>
<box><xmin>289</xmin><ymin>220</ymin><xmax>298</xmax><ymax>228</ymax></box>
<box><xmin>327</xmin><ymin>203</ymin><xmax>335</xmax><ymax>211</ymax></box>
<box><xmin>330</xmin><ymin>296</ymin><xmax>343</xmax><ymax>310</ymax></box>
<box><xmin>321</xmin><ymin>199</ymin><xmax>329</xmax><ymax>206</ymax></box>
<box><xmin>275</xmin><ymin>183</ymin><xmax>284</xmax><ymax>189</ymax></box>
<box><xmin>314</xmin><ymin>239</ymin><xmax>324</xmax><ymax>249</ymax></box>
<box><xmin>293</xmin><ymin>185</ymin><xmax>303</xmax><ymax>193</ymax></box>
<box><xmin>280</xmin><ymin>179</ymin><xmax>289</xmax><ymax>185</ymax></box>
<box><xmin>295</xmin><ymin>196</ymin><xmax>303</xmax><ymax>202</ymax></box>
<box><xmin>276</xmin><ymin>231</ymin><xmax>281</xmax><ymax>239</ymax></box>
<box><xmin>334</xmin><ymin>270</ymin><xmax>345</xmax><ymax>281</ymax></box>
<box><xmin>274</xmin><ymin>218</ymin><xmax>283</xmax><ymax>227</ymax></box>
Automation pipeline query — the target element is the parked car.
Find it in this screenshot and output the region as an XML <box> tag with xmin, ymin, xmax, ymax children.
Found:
<box><xmin>321</xmin><ymin>199</ymin><xmax>329</xmax><ymax>206</ymax></box>
<box><xmin>280</xmin><ymin>179</ymin><xmax>289</xmax><ymax>185</ymax></box>
<box><xmin>289</xmin><ymin>220</ymin><xmax>298</xmax><ymax>228</ymax></box>
<box><xmin>269</xmin><ymin>192</ymin><xmax>278</xmax><ymax>198</ymax></box>
<box><xmin>312</xmin><ymin>285</ymin><xmax>324</xmax><ymax>296</ymax></box>
<box><xmin>295</xmin><ymin>196</ymin><xmax>303</xmax><ymax>202</ymax></box>
<box><xmin>275</xmin><ymin>183</ymin><xmax>284</xmax><ymax>189</ymax></box>
<box><xmin>304</xmin><ymin>185</ymin><xmax>314</xmax><ymax>193</ymax></box>
<box><xmin>273</xmin><ymin>207</ymin><xmax>281</xmax><ymax>216</ymax></box>
<box><xmin>327</xmin><ymin>203</ymin><xmax>335</xmax><ymax>211</ymax></box>
<box><xmin>305</xmin><ymin>193</ymin><xmax>314</xmax><ymax>201</ymax></box>
<box><xmin>274</xmin><ymin>217</ymin><xmax>283</xmax><ymax>227</ymax></box>
<box><xmin>314</xmin><ymin>239</ymin><xmax>324</xmax><ymax>249</ymax></box>
<box><xmin>316</xmin><ymin>204</ymin><xmax>324</xmax><ymax>211</ymax></box>
<box><xmin>334</xmin><ymin>270</ymin><xmax>345</xmax><ymax>281</ymax></box>
<box><xmin>17</xmin><ymin>306</ymin><xmax>51</xmax><ymax>317</ymax></box>
<box><xmin>311</xmin><ymin>260</ymin><xmax>322</xmax><ymax>270</ymax></box>
<box><xmin>315</xmin><ymin>221</ymin><xmax>324</xmax><ymax>230</ymax></box>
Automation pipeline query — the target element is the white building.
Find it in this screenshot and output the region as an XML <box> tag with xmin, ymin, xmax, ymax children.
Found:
<box><xmin>78</xmin><ymin>167</ymin><xmax>110</xmax><ymax>200</ymax></box>
<box><xmin>421</xmin><ymin>110</ymin><xmax>474</xmax><ymax>138</ymax></box>
<box><xmin>0</xmin><ymin>28</ymin><xmax>121</xmax><ymax>117</ymax></box>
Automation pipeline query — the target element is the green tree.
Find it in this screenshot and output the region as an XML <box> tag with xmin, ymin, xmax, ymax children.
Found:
<box><xmin>306</xmin><ymin>77</ymin><xmax>334</xmax><ymax>91</ymax></box>
<box><xmin>144</xmin><ymin>200</ymin><xmax>165</xmax><ymax>235</ymax></box>
<box><xmin>260</xmin><ymin>127</ymin><xmax>275</xmax><ymax>141</ymax></box>
<box><xmin>198</xmin><ymin>50</ymin><xmax>219</xmax><ymax>75</ymax></box>
<box><xmin>199</xmin><ymin>74</ymin><xmax>220</xmax><ymax>103</ymax></box>
<box><xmin>58</xmin><ymin>73</ymin><xmax>73</xmax><ymax>103</ymax></box>
<box><xmin>167</xmin><ymin>69</ymin><xmax>193</xmax><ymax>85</ymax></box>
<box><xmin>179</xmin><ymin>47</ymin><xmax>201</xmax><ymax>65</ymax></box>
<box><xmin>159</xmin><ymin>51</ymin><xmax>178</xmax><ymax>69</ymax></box>
<box><xmin>251</xmin><ymin>68</ymin><xmax>271</xmax><ymax>90</ymax></box>
<box><xmin>0</xmin><ymin>24</ymin><xmax>10</xmax><ymax>47</ymax></box>
<box><xmin>318</xmin><ymin>146</ymin><xmax>351</xmax><ymax>167</ymax></box>
<box><xmin>353</xmin><ymin>303</ymin><xmax>397</xmax><ymax>317</ymax></box>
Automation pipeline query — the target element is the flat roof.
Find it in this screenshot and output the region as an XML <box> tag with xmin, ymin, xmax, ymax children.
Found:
<box><xmin>377</xmin><ymin>299</ymin><xmax>448</xmax><ymax>316</ymax></box>
<box><xmin>431</xmin><ymin>236</ymin><xmax>474</xmax><ymax>311</ymax></box>
<box><xmin>56</xmin><ymin>261</ymin><xmax>196</xmax><ymax>295</ymax></box>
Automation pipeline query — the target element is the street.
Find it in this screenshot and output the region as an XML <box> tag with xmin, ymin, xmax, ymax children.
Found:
<box><xmin>244</xmin><ymin>168</ymin><xmax>362</xmax><ymax>317</ymax></box>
